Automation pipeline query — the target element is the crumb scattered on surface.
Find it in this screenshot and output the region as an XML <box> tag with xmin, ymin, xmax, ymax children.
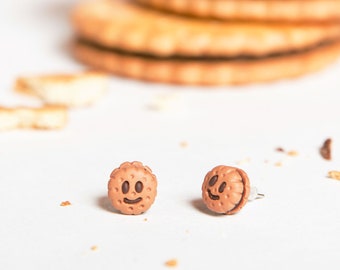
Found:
<box><xmin>287</xmin><ymin>150</ymin><xmax>299</xmax><ymax>157</ymax></box>
<box><xmin>179</xmin><ymin>141</ymin><xmax>188</xmax><ymax>148</ymax></box>
<box><xmin>147</xmin><ymin>93</ymin><xmax>178</xmax><ymax>111</ymax></box>
<box><xmin>0</xmin><ymin>106</ymin><xmax>67</xmax><ymax>131</ymax></box>
<box><xmin>144</xmin><ymin>218</ymin><xmax>148</xmax><ymax>222</ymax></box>
<box><xmin>328</xmin><ymin>171</ymin><xmax>340</xmax><ymax>180</ymax></box>
<box><xmin>274</xmin><ymin>161</ymin><xmax>282</xmax><ymax>167</ymax></box>
<box><xmin>60</xmin><ymin>201</ymin><xmax>71</xmax><ymax>206</ymax></box>
<box><xmin>90</xmin><ymin>245</ymin><xmax>98</xmax><ymax>251</ymax></box>
<box><xmin>276</xmin><ymin>147</ymin><xmax>299</xmax><ymax>156</ymax></box>
<box><xmin>236</xmin><ymin>157</ymin><xmax>251</xmax><ymax>165</ymax></box>
<box><xmin>165</xmin><ymin>259</ymin><xmax>178</xmax><ymax>268</ymax></box>
<box><xmin>15</xmin><ymin>71</ymin><xmax>109</xmax><ymax>108</ymax></box>
<box><xmin>320</xmin><ymin>138</ymin><xmax>332</xmax><ymax>160</ymax></box>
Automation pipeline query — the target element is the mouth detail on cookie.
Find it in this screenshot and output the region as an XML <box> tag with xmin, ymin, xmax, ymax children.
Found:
<box><xmin>208</xmin><ymin>189</ymin><xmax>220</xmax><ymax>200</ymax></box>
<box><xmin>124</xmin><ymin>197</ymin><xmax>142</xmax><ymax>204</ymax></box>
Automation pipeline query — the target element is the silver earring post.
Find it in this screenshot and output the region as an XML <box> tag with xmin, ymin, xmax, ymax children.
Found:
<box><xmin>248</xmin><ymin>186</ymin><xmax>265</xmax><ymax>201</ymax></box>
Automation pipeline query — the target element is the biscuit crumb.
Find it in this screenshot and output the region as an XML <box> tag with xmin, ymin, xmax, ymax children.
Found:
<box><xmin>90</xmin><ymin>245</ymin><xmax>98</xmax><ymax>251</ymax></box>
<box><xmin>165</xmin><ymin>259</ymin><xmax>178</xmax><ymax>267</ymax></box>
<box><xmin>287</xmin><ymin>150</ymin><xmax>299</xmax><ymax>157</ymax></box>
<box><xmin>60</xmin><ymin>201</ymin><xmax>71</xmax><ymax>206</ymax></box>
<box><xmin>179</xmin><ymin>141</ymin><xmax>188</xmax><ymax>148</ymax></box>
<box><xmin>0</xmin><ymin>106</ymin><xmax>67</xmax><ymax>131</ymax></box>
<box><xmin>328</xmin><ymin>171</ymin><xmax>340</xmax><ymax>180</ymax></box>
<box><xmin>144</xmin><ymin>218</ymin><xmax>148</xmax><ymax>222</ymax></box>
<box><xmin>15</xmin><ymin>71</ymin><xmax>109</xmax><ymax>108</ymax></box>
<box><xmin>276</xmin><ymin>147</ymin><xmax>299</xmax><ymax>156</ymax></box>
<box><xmin>147</xmin><ymin>93</ymin><xmax>178</xmax><ymax>111</ymax></box>
<box><xmin>274</xmin><ymin>161</ymin><xmax>283</xmax><ymax>167</ymax></box>
<box><xmin>236</xmin><ymin>157</ymin><xmax>251</xmax><ymax>165</ymax></box>
<box><xmin>320</xmin><ymin>138</ymin><xmax>332</xmax><ymax>160</ymax></box>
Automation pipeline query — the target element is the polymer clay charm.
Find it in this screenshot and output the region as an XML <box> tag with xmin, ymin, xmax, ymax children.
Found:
<box><xmin>202</xmin><ymin>165</ymin><xmax>263</xmax><ymax>215</ymax></box>
<box><xmin>108</xmin><ymin>161</ymin><xmax>158</xmax><ymax>215</ymax></box>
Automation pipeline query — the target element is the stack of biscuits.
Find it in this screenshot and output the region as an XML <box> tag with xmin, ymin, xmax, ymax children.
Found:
<box><xmin>71</xmin><ymin>0</ymin><xmax>340</xmax><ymax>85</ymax></box>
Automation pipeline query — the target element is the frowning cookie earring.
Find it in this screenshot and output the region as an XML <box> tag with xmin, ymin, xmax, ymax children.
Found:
<box><xmin>202</xmin><ymin>165</ymin><xmax>263</xmax><ymax>215</ymax></box>
<box><xmin>108</xmin><ymin>161</ymin><xmax>158</xmax><ymax>215</ymax></box>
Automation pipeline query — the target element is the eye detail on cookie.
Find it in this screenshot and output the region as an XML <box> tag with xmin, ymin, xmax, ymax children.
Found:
<box><xmin>202</xmin><ymin>165</ymin><xmax>250</xmax><ymax>215</ymax></box>
<box><xmin>208</xmin><ymin>175</ymin><xmax>218</xmax><ymax>186</ymax></box>
<box><xmin>135</xmin><ymin>181</ymin><xmax>143</xmax><ymax>193</ymax></box>
<box><xmin>218</xmin><ymin>182</ymin><xmax>227</xmax><ymax>193</ymax></box>
<box><xmin>207</xmin><ymin>175</ymin><xmax>228</xmax><ymax>199</ymax></box>
<box><xmin>122</xmin><ymin>180</ymin><xmax>143</xmax><ymax>204</ymax></box>
<box><xmin>108</xmin><ymin>161</ymin><xmax>157</xmax><ymax>215</ymax></box>
<box><xmin>122</xmin><ymin>181</ymin><xmax>129</xmax><ymax>194</ymax></box>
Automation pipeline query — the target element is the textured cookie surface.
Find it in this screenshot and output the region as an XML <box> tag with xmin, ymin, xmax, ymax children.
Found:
<box><xmin>72</xmin><ymin>0</ymin><xmax>340</xmax><ymax>57</ymax></box>
<box><xmin>202</xmin><ymin>166</ymin><xmax>250</xmax><ymax>215</ymax></box>
<box><xmin>15</xmin><ymin>71</ymin><xmax>109</xmax><ymax>108</ymax></box>
<box><xmin>73</xmin><ymin>40</ymin><xmax>340</xmax><ymax>85</ymax></box>
<box><xmin>108</xmin><ymin>161</ymin><xmax>157</xmax><ymax>215</ymax></box>
<box><xmin>0</xmin><ymin>106</ymin><xmax>67</xmax><ymax>131</ymax></box>
<box><xmin>136</xmin><ymin>0</ymin><xmax>340</xmax><ymax>22</ymax></box>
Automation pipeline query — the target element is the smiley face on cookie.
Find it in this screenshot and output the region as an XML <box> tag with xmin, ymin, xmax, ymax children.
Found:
<box><xmin>202</xmin><ymin>165</ymin><xmax>250</xmax><ymax>215</ymax></box>
<box><xmin>108</xmin><ymin>161</ymin><xmax>157</xmax><ymax>215</ymax></box>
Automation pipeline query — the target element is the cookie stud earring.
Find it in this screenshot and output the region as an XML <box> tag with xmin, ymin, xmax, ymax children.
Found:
<box><xmin>108</xmin><ymin>161</ymin><xmax>158</xmax><ymax>215</ymax></box>
<box><xmin>201</xmin><ymin>165</ymin><xmax>263</xmax><ymax>215</ymax></box>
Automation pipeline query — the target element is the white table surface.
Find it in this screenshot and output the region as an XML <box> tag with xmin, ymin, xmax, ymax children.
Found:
<box><xmin>1</xmin><ymin>0</ymin><xmax>340</xmax><ymax>269</ymax></box>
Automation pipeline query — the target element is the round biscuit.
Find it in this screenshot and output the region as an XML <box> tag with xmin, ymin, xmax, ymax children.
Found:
<box><xmin>108</xmin><ymin>161</ymin><xmax>157</xmax><ymax>215</ymax></box>
<box><xmin>73</xmin><ymin>40</ymin><xmax>340</xmax><ymax>85</ymax></box>
<box><xmin>136</xmin><ymin>0</ymin><xmax>340</xmax><ymax>22</ymax></box>
<box><xmin>72</xmin><ymin>0</ymin><xmax>340</xmax><ymax>58</ymax></box>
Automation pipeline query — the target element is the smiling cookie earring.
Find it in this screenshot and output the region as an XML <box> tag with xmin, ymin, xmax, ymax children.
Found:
<box><xmin>202</xmin><ymin>165</ymin><xmax>263</xmax><ymax>215</ymax></box>
<box><xmin>108</xmin><ymin>161</ymin><xmax>157</xmax><ymax>215</ymax></box>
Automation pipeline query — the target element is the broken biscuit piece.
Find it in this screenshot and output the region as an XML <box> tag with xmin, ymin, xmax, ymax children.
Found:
<box><xmin>320</xmin><ymin>138</ymin><xmax>332</xmax><ymax>160</ymax></box>
<box><xmin>0</xmin><ymin>106</ymin><xmax>67</xmax><ymax>130</ymax></box>
<box><xmin>15</xmin><ymin>71</ymin><xmax>109</xmax><ymax>107</ymax></box>
<box><xmin>165</xmin><ymin>259</ymin><xmax>178</xmax><ymax>268</ymax></box>
<box><xmin>60</xmin><ymin>201</ymin><xmax>72</xmax><ymax>207</ymax></box>
<box><xmin>328</xmin><ymin>171</ymin><xmax>340</xmax><ymax>180</ymax></box>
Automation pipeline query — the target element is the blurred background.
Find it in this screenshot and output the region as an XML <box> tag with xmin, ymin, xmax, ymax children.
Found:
<box><xmin>1</xmin><ymin>0</ymin><xmax>340</xmax><ymax>269</ymax></box>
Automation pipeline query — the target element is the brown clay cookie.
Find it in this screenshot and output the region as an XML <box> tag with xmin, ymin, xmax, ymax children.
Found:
<box><xmin>71</xmin><ymin>0</ymin><xmax>340</xmax><ymax>58</ymax></box>
<box><xmin>136</xmin><ymin>0</ymin><xmax>340</xmax><ymax>22</ymax></box>
<box><xmin>202</xmin><ymin>165</ymin><xmax>250</xmax><ymax>215</ymax></box>
<box><xmin>0</xmin><ymin>106</ymin><xmax>67</xmax><ymax>131</ymax></box>
<box><xmin>108</xmin><ymin>161</ymin><xmax>157</xmax><ymax>215</ymax></box>
<box><xmin>73</xmin><ymin>40</ymin><xmax>340</xmax><ymax>85</ymax></box>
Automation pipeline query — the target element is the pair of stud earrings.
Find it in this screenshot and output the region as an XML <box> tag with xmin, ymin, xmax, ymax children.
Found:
<box><xmin>108</xmin><ymin>161</ymin><xmax>264</xmax><ymax>215</ymax></box>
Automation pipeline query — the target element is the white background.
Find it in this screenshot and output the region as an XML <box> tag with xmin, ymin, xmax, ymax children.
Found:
<box><xmin>1</xmin><ymin>0</ymin><xmax>340</xmax><ymax>269</ymax></box>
